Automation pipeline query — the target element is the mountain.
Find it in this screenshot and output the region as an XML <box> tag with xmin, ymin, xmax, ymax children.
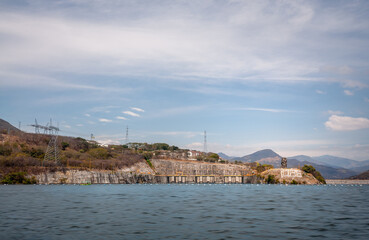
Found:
<box><xmin>313</xmin><ymin>155</ymin><xmax>362</xmax><ymax>169</ymax></box>
<box><xmin>287</xmin><ymin>159</ymin><xmax>357</xmax><ymax>179</ymax></box>
<box><xmin>0</xmin><ymin>119</ymin><xmax>20</xmax><ymax>134</ymax></box>
<box><xmin>348</xmin><ymin>162</ymin><xmax>369</xmax><ymax>174</ymax></box>
<box><xmin>233</xmin><ymin>149</ymin><xmax>281</xmax><ymax>163</ymax></box>
<box><xmin>349</xmin><ymin>170</ymin><xmax>369</xmax><ymax>180</ymax></box>
<box><xmin>217</xmin><ymin>152</ymin><xmax>235</xmax><ymax>160</ymax></box>
<box><xmin>289</xmin><ymin>155</ymin><xmax>325</xmax><ymax>165</ymax></box>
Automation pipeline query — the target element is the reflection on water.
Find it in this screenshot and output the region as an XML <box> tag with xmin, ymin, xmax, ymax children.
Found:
<box><xmin>1</xmin><ymin>184</ymin><xmax>369</xmax><ymax>239</ymax></box>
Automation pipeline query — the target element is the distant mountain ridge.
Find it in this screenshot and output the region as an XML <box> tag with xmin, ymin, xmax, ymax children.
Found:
<box><xmin>225</xmin><ymin>149</ymin><xmax>368</xmax><ymax>179</ymax></box>
<box><xmin>232</xmin><ymin>149</ymin><xmax>280</xmax><ymax>163</ymax></box>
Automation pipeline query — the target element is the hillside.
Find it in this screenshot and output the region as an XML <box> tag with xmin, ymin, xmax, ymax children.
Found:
<box><xmin>287</xmin><ymin>159</ymin><xmax>357</xmax><ymax>179</ymax></box>
<box><xmin>314</xmin><ymin>155</ymin><xmax>362</xmax><ymax>169</ymax></box>
<box><xmin>0</xmin><ymin>119</ymin><xmax>20</xmax><ymax>134</ymax></box>
<box><xmin>233</xmin><ymin>149</ymin><xmax>281</xmax><ymax>163</ymax></box>
<box><xmin>349</xmin><ymin>170</ymin><xmax>369</xmax><ymax>180</ymax></box>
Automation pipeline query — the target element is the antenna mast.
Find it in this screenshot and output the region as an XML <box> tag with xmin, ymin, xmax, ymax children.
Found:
<box><xmin>204</xmin><ymin>130</ymin><xmax>207</xmax><ymax>153</ymax></box>
<box><xmin>125</xmin><ymin>126</ymin><xmax>129</xmax><ymax>144</ymax></box>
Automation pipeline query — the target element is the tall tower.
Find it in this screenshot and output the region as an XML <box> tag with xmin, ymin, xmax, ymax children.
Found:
<box><xmin>203</xmin><ymin>130</ymin><xmax>207</xmax><ymax>153</ymax></box>
<box><xmin>125</xmin><ymin>126</ymin><xmax>129</xmax><ymax>144</ymax></box>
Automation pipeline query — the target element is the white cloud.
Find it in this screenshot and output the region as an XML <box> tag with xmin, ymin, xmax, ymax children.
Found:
<box><xmin>340</xmin><ymin>79</ymin><xmax>368</xmax><ymax>89</ymax></box>
<box><xmin>84</xmin><ymin>113</ymin><xmax>91</xmax><ymax>117</ymax></box>
<box><xmin>123</xmin><ymin>111</ymin><xmax>140</xmax><ymax>117</ymax></box>
<box><xmin>315</xmin><ymin>90</ymin><xmax>325</xmax><ymax>94</ymax></box>
<box><xmin>325</xmin><ymin>115</ymin><xmax>369</xmax><ymax>131</ymax></box>
<box><xmin>240</xmin><ymin>107</ymin><xmax>291</xmax><ymax>113</ymax></box>
<box><xmin>0</xmin><ymin>1</ymin><xmax>367</xmax><ymax>87</ymax></box>
<box><xmin>76</xmin><ymin>124</ymin><xmax>84</xmax><ymax>127</ymax></box>
<box><xmin>327</xmin><ymin>110</ymin><xmax>343</xmax><ymax>115</ymax></box>
<box><xmin>116</xmin><ymin>116</ymin><xmax>127</xmax><ymax>120</ymax></box>
<box><xmin>98</xmin><ymin>118</ymin><xmax>112</xmax><ymax>123</ymax></box>
<box><xmin>63</xmin><ymin>125</ymin><xmax>71</xmax><ymax>129</ymax></box>
<box><xmin>130</xmin><ymin>107</ymin><xmax>145</xmax><ymax>112</ymax></box>
<box><xmin>344</xmin><ymin>90</ymin><xmax>354</xmax><ymax>96</ymax></box>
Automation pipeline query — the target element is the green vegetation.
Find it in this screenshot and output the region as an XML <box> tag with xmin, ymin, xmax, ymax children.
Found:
<box><xmin>256</xmin><ymin>163</ymin><xmax>274</xmax><ymax>173</ymax></box>
<box><xmin>88</xmin><ymin>148</ymin><xmax>112</xmax><ymax>159</ymax></box>
<box><xmin>266</xmin><ymin>174</ymin><xmax>279</xmax><ymax>184</ymax></box>
<box><xmin>302</xmin><ymin>165</ymin><xmax>326</xmax><ymax>184</ymax></box>
<box><xmin>61</xmin><ymin>142</ymin><xmax>69</xmax><ymax>150</ymax></box>
<box><xmin>128</xmin><ymin>142</ymin><xmax>179</xmax><ymax>151</ymax></box>
<box><xmin>0</xmin><ymin>143</ymin><xmax>12</xmax><ymax>156</ymax></box>
<box><xmin>290</xmin><ymin>179</ymin><xmax>298</xmax><ymax>185</ymax></box>
<box><xmin>1</xmin><ymin>172</ymin><xmax>37</xmax><ymax>184</ymax></box>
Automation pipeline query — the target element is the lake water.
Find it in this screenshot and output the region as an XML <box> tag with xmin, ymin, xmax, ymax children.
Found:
<box><xmin>1</xmin><ymin>184</ymin><xmax>369</xmax><ymax>239</ymax></box>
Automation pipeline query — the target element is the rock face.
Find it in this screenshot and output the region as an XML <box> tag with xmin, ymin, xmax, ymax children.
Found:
<box><xmin>33</xmin><ymin>159</ymin><xmax>320</xmax><ymax>184</ymax></box>
<box><xmin>33</xmin><ymin>159</ymin><xmax>263</xmax><ymax>184</ymax></box>
<box><xmin>260</xmin><ymin>168</ymin><xmax>321</xmax><ymax>184</ymax></box>
<box><xmin>151</xmin><ymin>159</ymin><xmax>253</xmax><ymax>176</ymax></box>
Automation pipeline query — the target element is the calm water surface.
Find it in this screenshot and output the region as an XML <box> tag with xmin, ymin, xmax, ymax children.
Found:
<box><xmin>1</xmin><ymin>184</ymin><xmax>369</xmax><ymax>239</ymax></box>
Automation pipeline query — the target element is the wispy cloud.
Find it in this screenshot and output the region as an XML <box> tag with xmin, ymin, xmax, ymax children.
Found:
<box><xmin>123</xmin><ymin>111</ymin><xmax>140</xmax><ymax>117</ymax></box>
<box><xmin>116</xmin><ymin>116</ymin><xmax>127</xmax><ymax>120</ymax></box>
<box><xmin>98</xmin><ymin>118</ymin><xmax>112</xmax><ymax>123</ymax></box>
<box><xmin>327</xmin><ymin>110</ymin><xmax>343</xmax><ymax>115</ymax></box>
<box><xmin>325</xmin><ymin>115</ymin><xmax>369</xmax><ymax>131</ymax></box>
<box><xmin>130</xmin><ymin>107</ymin><xmax>145</xmax><ymax>112</ymax></box>
<box><xmin>84</xmin><ymin>114</ymin><xmax>91</xmax><ymax>117</ymax></box>
<box><xmin>344</xmin><ymin>90</ymin><xmax>354</xmax><ymax>96</ymax></box>
<box><xmin>239</xmin><ymin>107</ymin><xmax>292</xmax><ymax>113</ymax></box>
<box><xmin>315</xmin><ymin>90</ymin><xmax>325</xmax><ymax>94</ymax></box>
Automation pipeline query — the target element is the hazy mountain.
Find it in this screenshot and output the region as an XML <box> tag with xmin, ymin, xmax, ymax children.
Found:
<box><xmin>233</xmin><ymin>149</ymin><xmax>281</xmax><ymax>163</ymax></box>
<box><xmin>349</xmin><ymin>169</ymin><xmax>369</xmax><ymax>180</ymax></box>
<box><xmin>313</xmin><ymin>155</ymin><xmax>362</xmax><ymax>169</ymax></box>
<box><xmin>217</xmin><ymin>152</ymin><xmax>235</xmax><ymax>160</ymax></box>
<box><xmin>0</xmin><ymin>118</ymin><xmax>20</xmax><ymax>134</ymax></box>
<box><xmin>348</xmin><ymin>162</ymin><xmax>369</xmax><ymax>174</ymax></box>
<box><xmin>290</xmin><ymin>154</ymin><xmax>369</xmax><ymax>172</ymax></box>
<box><xmin>287</xmin><ymin>159</ymin><xmax>357</xmax><ymax>179</ymax></box>
<box><xmin>289</xmin><ymin>155</ymin><xmax>325</xmax><ymax>165</ymax></box>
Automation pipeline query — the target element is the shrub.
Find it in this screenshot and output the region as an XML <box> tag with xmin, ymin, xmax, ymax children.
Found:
<box><xmin>0</xmin><ymin>143</ymin><xmax>12</xmax><ymax>156</ymax></box>
<box><xmin>291</xmin><ymin>179</ymin><xmax>298</xmax><ymax>185</ymax></box>
<box><xmin>256</xmin><ymin>164</ymin><xmax>274</xmax><ymax>173</ymax></box>
<box><xmin>302</xmin><ymin>165</ymin><xmax>326</xmax><ymax>184</ymax></box>
<box><xmin>61</xmin><ymin>142</ymin><xmax>69</xmax><ymax>150</ymax></box>
<box><xmin>266</xmin><ymin>174</ymin><xmax>279</xmax><ymax>184</ymax></box>
<box><xmin>1</xmin><ymin>172</ymin><xmax>37</xmax><ymax>184</ymax></box>
<box><xmin>88</xmin><ymin>148</ymin><xmax>111</xmax><ymax>159</ymax></box>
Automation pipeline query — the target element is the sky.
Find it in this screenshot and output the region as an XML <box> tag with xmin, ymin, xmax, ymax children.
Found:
<box><xmin>0</xmin><ymin>0</ymin><xmax>369</xmax><ymax>160</ymax></box>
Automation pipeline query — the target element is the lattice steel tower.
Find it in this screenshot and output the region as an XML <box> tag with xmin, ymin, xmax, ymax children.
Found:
<box><xmin>43</xmin><ymin>119</ymin><xmax>60</xmax><ymax>165</ymax></box>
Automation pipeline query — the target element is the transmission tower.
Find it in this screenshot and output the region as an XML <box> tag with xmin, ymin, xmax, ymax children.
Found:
<box><xmin>125</xmin><ymin>126</ymin><xmax>129</xmax><ymax>144</ymax></box>
<box><xmin>43</xmin><ymin>119</ymin><xmax>61</xmax><ymax>165</ymax></box>
<box><xmin>203</xmin><ymin>130</ymin><xmax>207</xmax><ymax>153</ymax></box>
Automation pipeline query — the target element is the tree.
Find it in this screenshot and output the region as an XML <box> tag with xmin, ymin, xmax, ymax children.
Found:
<box><xmin>61</xmin><ymin>142</ymin><xmax>69</xmax><ymax>151</ymax></box>
<box><xmin>302</xmin><ymin>165</ymin><xmax>326</xmax><ymax>184</ymax></box>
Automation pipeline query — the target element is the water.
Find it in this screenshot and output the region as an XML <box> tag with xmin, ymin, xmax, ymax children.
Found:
<box><xmin>1</xmin><ymin>184</ymin><xmax>369</xmax><ymax>240</ymax></box>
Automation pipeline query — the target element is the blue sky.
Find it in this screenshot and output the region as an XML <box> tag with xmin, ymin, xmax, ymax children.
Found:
<box><xmin>0</xmin><ymin>0</ymin><xmax>369</xmax><ymax>160</ymax></box>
